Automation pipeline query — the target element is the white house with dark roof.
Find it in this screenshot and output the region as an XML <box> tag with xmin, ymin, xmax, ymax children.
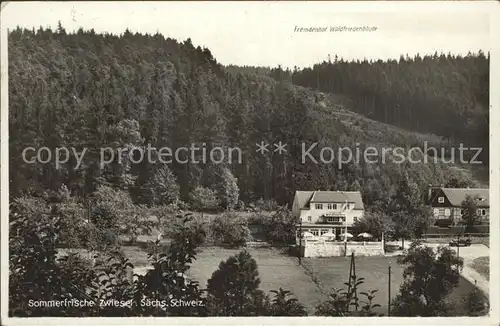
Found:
<box><xmin>427</xmin><ymin>186</ymin><xmax>490</xmax><ymax>225</ymax></box>
<box><xmin>293</xmin><ymin>190</ymin><xmax>364</xmax><ymax>240</ymax></box>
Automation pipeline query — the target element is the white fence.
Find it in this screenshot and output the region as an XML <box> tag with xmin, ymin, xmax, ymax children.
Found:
<box><xmin>300</xmin><ymin>239</ymin><xmax>384</xmax><ymax>257</ymax></box>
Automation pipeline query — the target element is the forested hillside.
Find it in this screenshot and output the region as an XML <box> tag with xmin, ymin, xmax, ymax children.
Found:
<box><xmin>270</xmin><ymin>53</ymin><xmax>489</xmax><ymax>164</ymax></box>
<box><xmin>9</xmin><ymin>26</ymin><xmax>482</xmax><ymax>210</ymax></box>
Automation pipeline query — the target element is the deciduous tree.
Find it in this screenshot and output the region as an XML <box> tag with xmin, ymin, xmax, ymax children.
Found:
<box><xmin>391</xmin><ymin>241</ymin><xmax>463</xmax><ymax>316</ymax></box>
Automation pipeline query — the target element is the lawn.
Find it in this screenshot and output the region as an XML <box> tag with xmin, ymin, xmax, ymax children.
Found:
<box><xmin>187</xmin><ymin>247</ymin><xmax>324</xmax><ymax>314</ymax></box>
<box><xmin>470</xmin><ymin>256</ymin><xmax>489</xmax><ymax>280</ymax></box>
<box><xmin>187</xmin><ymin>247</ymin><xmax>480</xmax><ymax>316</ymax></box>
<box><xmin>302</xmin><ymin>255</ymin><xmax>477</xmax><ymax>316</ymax></box>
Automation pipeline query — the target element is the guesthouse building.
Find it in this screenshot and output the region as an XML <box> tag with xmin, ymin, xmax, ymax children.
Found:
<box><xmin>292</xmin><ymin>190</ymin><xmax>364</xmax><ymax>242</ymax></box>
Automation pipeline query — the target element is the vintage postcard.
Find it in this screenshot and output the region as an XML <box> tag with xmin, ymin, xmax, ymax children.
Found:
<box><xmin>1</xmin><ymin>1</ymin><xmax>499</xmax><ymax>325</ymax></box>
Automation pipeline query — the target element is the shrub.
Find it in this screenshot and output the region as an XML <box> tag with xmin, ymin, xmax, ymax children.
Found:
<box><xmin>252</xmin><ymin>198</ymin><xmax>280</xmax><ymax>212</ymax></box>
<box><xmin>189</xmin><ymin>186</ymin><xmax>219</xmax><ymax>212</ymax></box>
<box><xmin>118</xmin><ymin>204</ymin><xmax>155</xmax><ymax>244</ymax></box>
<box><xmin>463</xmin><ymin>285</ymin><xmax>488</xmax><ymax>316</ymax></box>
<box><xmin>209</xmin><ymin>212</ymin><xmax>250</xmax><ymax>247</ymax></box>
<box><xmin>264</xmin><ymin>206</ymin><xmax>297</xmax><ymax>244</ymax></box>
<box><xmin>247</xmin><ymin>212</ymin><xmax>268</xmax><ymax>225</ymax></box>
<box><xmin>90</xmin><ymin>185</ymin><xmax>135</xmax><ymax>230</ymax></box>
<box><xmin>57</xmin><ymin>200</ymin><xmax>88</xmax><ymax>248</ymax></box>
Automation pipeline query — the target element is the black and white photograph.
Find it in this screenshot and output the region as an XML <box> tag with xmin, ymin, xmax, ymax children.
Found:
<box><xmin>1</xmin><ymin>1</ymin><xmax>498</xmax><ymax>324</ymax></box>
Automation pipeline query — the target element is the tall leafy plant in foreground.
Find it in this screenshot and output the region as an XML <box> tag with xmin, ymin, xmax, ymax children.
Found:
<box><xmin>9</xmin><ymin>197</ymin><xmax>97</xmax><ymax>316</ymax></box>
<box><xmin>315</xmin><ymin>273</ymin><xmax>382</xmax><ymax>316</ymax></box>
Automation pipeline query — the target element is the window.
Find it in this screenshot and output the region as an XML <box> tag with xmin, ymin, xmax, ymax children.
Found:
<box><xmin>320</xmin><ymin>229</ymin><xmax>329</xmax><ymax>235</ymax></box>
<box><xmin>482</xmin><ymin>209</ymin><xmax>487</xmax><ymax>216</ymax></box>
<box><xmin>433</xmin><ymin>208</ymin><xmax>439</xmax><ymax>216</ymax></box>
<box><xmin>476</xmin><ymin>209</ymin><xmax>481</xmax><ymax>215</ymax></box>
<box><xmin>444</xmin><ymin>208</ymin><xmax>450</xmax><ymax>217</ymax></box>
<box><xmin>438</xmin><ymin>208</ymin><xmax>445</xmax><ymax>218</ymax></box>
<box><xmin>327</xmin><ymin>203</ymin><xmax>338</xmax><ymax>210</ymax></box>
<box><xmin>353</xmin><ymin>217</ymin><xmax>358</xmax><ymax>223</ymax></box>
<box><xmin>310</xmin><ymin>229</ymin><xmax>319</xmax><ymax>236</ymax></box>
<box><xmin>460</xmin><ymin>209</ymin><xmax>464</xmax><ymax>215</ymax></box>
<box><xmin>307</xmin><ymin>216</ymin><xmax>312</xmax><ymax>222</ymax></box>
<box><xmin>315</xmin><ymin>204</ymin><xmax>323</xmax><ymax>209</ymax></box>
<box><xmin>438</xmin><ymin>197</ymin><xmax>445</xmax><ymax>203</ymax></box>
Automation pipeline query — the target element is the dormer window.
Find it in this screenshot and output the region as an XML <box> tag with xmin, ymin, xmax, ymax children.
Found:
<box><xmin>438</xmin><ymin>197</ymin><xmax>444</xmax><ymax>203</ymax></box>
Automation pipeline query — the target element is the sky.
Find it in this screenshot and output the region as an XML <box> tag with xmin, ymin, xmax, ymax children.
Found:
<box><xmin>1</xmin><ymin>1</ymin><xmax>492</xmax><ymax>69</ymax></box>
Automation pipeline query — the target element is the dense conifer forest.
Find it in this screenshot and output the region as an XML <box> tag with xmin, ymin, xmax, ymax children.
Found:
<box><xmin>9</xmin><ymin>26</ymin><xmax>488</xmax><ymax>210</ymax></box>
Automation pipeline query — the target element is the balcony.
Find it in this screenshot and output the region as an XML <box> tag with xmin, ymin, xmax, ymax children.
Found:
<box><xmin>318</xmin><ymin>213</ymin><xmax>346</xmax><ymax>225</ymax></box>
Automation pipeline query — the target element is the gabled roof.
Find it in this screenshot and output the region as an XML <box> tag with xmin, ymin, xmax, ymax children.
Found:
<box><xmin>295</xmin><ymin>190</ymin><xmax>364</xmax><ymax>210</ymax></box>
<box><xmin>441</xmin><ymin>188</ymin><xmax>489</xmax><ymax>207</ymax></box>
<box><xmin>295</xmin><ymin>191</ymin><xmax>315</xmax><ymax>209</ymax></box>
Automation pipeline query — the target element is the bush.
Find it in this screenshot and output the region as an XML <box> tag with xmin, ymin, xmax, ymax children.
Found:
<box><xmin>57</xmin><ymin>201</ymin><xmax>88</xmax><ymax>248</ymax></box>
<box><xmin>90</xmin><ymin>186</ymin><xmax>156</xmax><ymax>244</ymax></box>
<box><xmin>247</xmin><ymin>212</ymin><xmax>268</xmax><ymax>225</ymax></box>
<box><xmin>264</xmin><ymin>206</ymin><xmax>297</xmax><ymax>245</ymax></box>
<box><xmin>91</xmin><ymin>185</ymin><xmax>135</xmax><ymax>230</ymax></box>
<box><xmin>209</xmin><ymin>212</ymin><xmax>250</xmax><ymax>247</ymax></box>
<box><xmin>189</xmin><ymin>186</ymin><xmax>219</xmax><ymax>212</ymax></box>
<box><xmin>252</xmin><ymin>198</ymin><xmax>280</xmax><ymax>212</ymax></box>
<box><xmin>463</xmin><ymin>286</ymin><xmax>488</xmax><ymax>316</ymax></box>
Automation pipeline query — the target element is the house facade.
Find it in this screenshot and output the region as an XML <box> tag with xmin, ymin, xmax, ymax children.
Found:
<box><xmin>427</xmin><ymin>186</ymin><xmax>489</xmax><ymax>225</ymax></box>
<box><xmin>293</xmin><ymin>190</ymin><xmax>364</xmax><ymax>241</ymax></box>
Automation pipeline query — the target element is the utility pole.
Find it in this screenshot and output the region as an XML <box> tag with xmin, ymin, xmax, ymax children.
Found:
<box><xmin>388</xmin><ymin>261</ymin><xmax>392</xmax><ymax>316</ymax></box>
<box><xmin>347</xmin><ymin>253</ymin><xmax>353</xmax><ymax>313</ymax></box>
<box><xmin>298</xmin><ymin>218</ymin><xmax>303</xmax><ymax>265</ymax></box>
<box><xmin>353</xmin><ymin>252</ymin><xmax>358</xmax><ymax>312</ymax></box>
<box><xmin>344</xmin><ymin>200</ymin><xmax>348</xmax><ymax>256</ymax></box>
